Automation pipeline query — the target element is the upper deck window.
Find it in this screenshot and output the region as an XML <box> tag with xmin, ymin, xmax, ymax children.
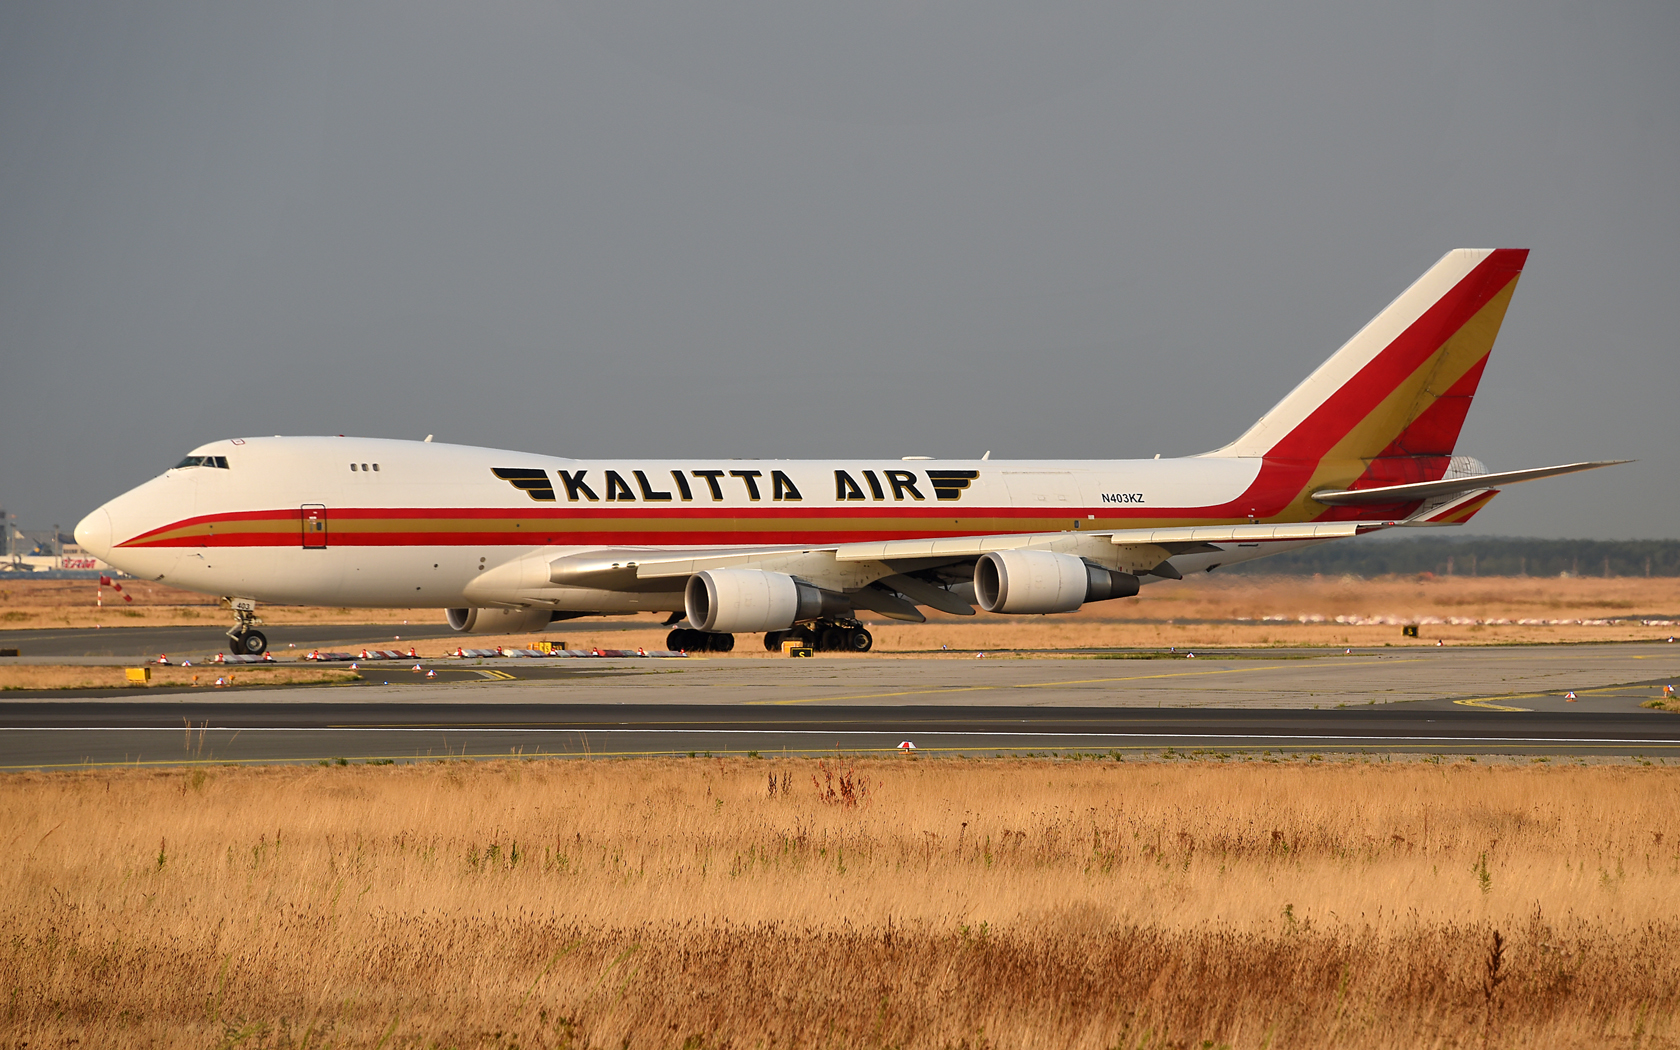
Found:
<box><xmin>174</xmin><ymin>455</ymin><xmax>229</xmax><ymax>469</ymax></box>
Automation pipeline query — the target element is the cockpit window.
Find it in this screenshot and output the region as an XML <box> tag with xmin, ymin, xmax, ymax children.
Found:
<box><xmin>174</xmin><ymin>455</ymin><xmax>230</xmax><ymax>469</ymax></box>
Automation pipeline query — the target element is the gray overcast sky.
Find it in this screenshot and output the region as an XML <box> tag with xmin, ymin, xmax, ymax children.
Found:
<box><xmin>1</xmin><ymin>1</ymin><xmax>1675</xmax><ymax>538</ymax></box>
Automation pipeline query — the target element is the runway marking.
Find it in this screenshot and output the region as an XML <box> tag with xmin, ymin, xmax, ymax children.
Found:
<box><xmin>1447</xmin><ymin>683</ymin><xmax>1662</xmax><ymax>711</ymax></box>
<box><xmin>749</xmin><ymin>658</ymin><xmax>1413</xmax><ymax>706</ymax></box>
<box><xmin>471</xmin><ymin>670</ymin><xmax>518</xmax><ymax>681</ymax></box>
<box><xmin>1454</xmin><ymin>698</ymin><xmax>1532</xmax><ymax>712</ymax></box>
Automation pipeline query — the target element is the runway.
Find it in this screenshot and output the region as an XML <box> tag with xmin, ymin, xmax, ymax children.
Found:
<box><xmin>5</xmin><ymin>678</ymin><xmax>1680</xmax><ymax>767</ymax></box>
<box><xmin>12</xmin><ymin>640</ymin><xmax>1675</xmax><ymax>706</ymax></box>
<box><xmin>5</xmin><ymin>641</ymin><xmax>1678</xmax><ymax>767</ymax></box>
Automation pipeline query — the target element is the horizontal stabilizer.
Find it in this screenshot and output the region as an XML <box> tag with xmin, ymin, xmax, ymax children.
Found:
<box><xmin>1399</xmin><ymin>488</ymin><xmax>1501</xmax><ymax>526</ymax></box>
<box><xmin>1311</xmin><ymin>460</ymin><xmax>1628</xmax><ymax>506</ymax></box>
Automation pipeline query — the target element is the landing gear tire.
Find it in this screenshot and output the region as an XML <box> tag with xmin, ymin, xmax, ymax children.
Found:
<box><xmin>668</xmin><ymin>628</ymin><xmax>734</xmax><ymax>653</ymax></box>
<box><xmin>223</xmin><ymin>598</ymin><xmax>265</xmax><ymax>655</ymax></box>
<box><xmin>764</xmin><ymin>631</ymin><xmax>788</xmax><ymax>652</ymax></box>
<box><xmin>846</xmin><ymin>628</ymin><xmax>872</xmax><ymax>653</ymax></box>
<box><xmin>818</xmin><ymin>627</ymin><xmax>848</xmax><ymax>653</ymax></box>
<box><xmin>224</xmin><ymin>598</ymin><xmax>266</xmax><ymax>656</ymax></box>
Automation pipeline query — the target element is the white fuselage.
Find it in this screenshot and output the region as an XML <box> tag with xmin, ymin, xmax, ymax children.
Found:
<box><xmin>76</xmin><ymin>436</ymin><xmax>1293</xmax><ymax>611</ymax></box>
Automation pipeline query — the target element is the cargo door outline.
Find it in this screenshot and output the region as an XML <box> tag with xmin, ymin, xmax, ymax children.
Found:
<box><xmin>1001</xmin><ymin>471</ymin><xmax>1076</xmax><ymax>505</ymax></box>
<box><xmin>301</xmin><ymin>505</ymin><xmax>328</xmax><ymax>549</ymax></box>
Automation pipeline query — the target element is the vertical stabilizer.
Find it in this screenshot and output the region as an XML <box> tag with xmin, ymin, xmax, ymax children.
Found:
<box><xmin>1206</xmin><ymin>249</ymin><xmax>1527</xmax><ymax>498</ymax></box>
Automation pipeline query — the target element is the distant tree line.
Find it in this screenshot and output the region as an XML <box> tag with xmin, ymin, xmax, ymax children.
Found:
<box><xmin>1225</xmin><ymin>537</ymin><xmax>1680</xmax><ymax>578</ymax></box>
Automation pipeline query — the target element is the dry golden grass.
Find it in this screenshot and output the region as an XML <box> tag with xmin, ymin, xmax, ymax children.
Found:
<box><xmin>458</xmin><ymin>573</ymin><xmax>1680</xmax><ymax>657</ymax></box>
<box><xmin>4</xmin><ymin>575</ymin><xmax>1677</xmax><ymax>655</ymax></box>
<box><xmin>863</xmin><ymin>573</ymin><xmax>1680</xmax><ymax>653</ymax></box>
<box><xmin>420</xmin><ymin>617</ymin><xmax>1678</xmax><ymax>658</ymax></box>
<box><xmin>0</xmin><ymin>664</ymin><xmax>361</xmax><ymax>691</ymax></box>
<box><xmin>0</xmin><ymin>579</ymin><xmax>430</xmax><ymax>629</ymax></box>
<box><xmin>5</xmin><ymin>759</ymin><xmax>1680</xmax><ymax>1047</ymax></box>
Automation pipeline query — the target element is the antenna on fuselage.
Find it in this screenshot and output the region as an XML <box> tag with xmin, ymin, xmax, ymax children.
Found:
<box><xmin>424</xmin><ymin>434</ymin><xmax>434</xmax><ymax>443</ymax></box>
<box><xmin>981</xmin><ymin>450</ymin><xmax>991</xmax><ymax>461</ymax></box>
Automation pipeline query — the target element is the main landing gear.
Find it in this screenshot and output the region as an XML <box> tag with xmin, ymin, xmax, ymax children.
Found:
<box><xmin>765</xmin><ymin>620</ymin><xmax>873</xmax><ymax>653</ymax></box>
<box><xmin>224</xmin><ymin>597</ymin><xmax>268</xmax><ymax>656</ymax></box>
<box><xmin>667</xmin><ymin>628</ymin><xmax>735</xmax><ymax>653</ymax></box>
<box><xmin>666</xmin><ymin>620</ymin><xmax>873</xmax><ymax>654</ymax></box>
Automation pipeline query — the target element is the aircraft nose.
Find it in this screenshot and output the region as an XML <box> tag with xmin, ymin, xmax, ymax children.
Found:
<box><xmin>74</xmin><ymin>508</ymin><xmax>113</xmax><ymax>560</ymax></box>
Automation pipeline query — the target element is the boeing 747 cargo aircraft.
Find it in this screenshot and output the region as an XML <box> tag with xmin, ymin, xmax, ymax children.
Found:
<box><xmin>75</xmin><ymin>249</ymin><xmax>1621</xmax><ymax>655</ymax></box>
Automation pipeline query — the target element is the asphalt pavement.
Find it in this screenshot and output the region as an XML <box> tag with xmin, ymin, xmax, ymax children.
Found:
<box><xmin>6</xmin><ymin>636</ymin><xmax>1679</xmax><ymax>767</ymax></box>
<box><xmin>4</xmin><ymin>680</ymin><xmax>1679</xmax><ymax>767</ymax></box>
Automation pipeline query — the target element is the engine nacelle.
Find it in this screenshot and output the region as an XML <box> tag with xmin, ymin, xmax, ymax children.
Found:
<box><xmin>446</xmin><ymin>606</ymin><xmax>557</xmax><ymax>634</ymax></box>
<box><xmin>973</xmin><ymin>550</ymin><xmax>1140</xmax><ymax>614</ymax></box>
<box><xmin>685</xmin><ymin>569</ymin><xmax>832</xmax><ymax>633</ymax></box>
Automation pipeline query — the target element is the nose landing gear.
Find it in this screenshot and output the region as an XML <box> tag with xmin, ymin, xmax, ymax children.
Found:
<box><xmin>224</xmin><ymin>597</ymin><xmax>268</xmax><ymax>656</ymax></box>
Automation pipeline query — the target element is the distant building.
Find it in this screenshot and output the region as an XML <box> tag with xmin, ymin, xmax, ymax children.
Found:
<box><xmin>0</xmin><ymin>509</ymin><xmax>115</xmax><ymax>575</ymax></box>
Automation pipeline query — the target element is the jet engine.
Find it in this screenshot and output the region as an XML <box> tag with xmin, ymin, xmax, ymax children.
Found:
<box><xmin>973</xmin><ymin>550</ymin><xmax>1140</xmax><ymax>614</ymax></box>
<box><xmin>446</xmin><ymin>606</ymin><xmax>557</xmax><ymax>634</ymax></box>
<box><xmin>684</xmin><ymin>569</ymin><xmax>837</xmax><ymax>633</ymax></box>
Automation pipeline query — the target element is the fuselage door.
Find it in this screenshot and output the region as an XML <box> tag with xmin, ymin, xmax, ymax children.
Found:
<box><xmin>301</xmin><ymin>504</ymin><xmax>328</xmax><ymax>549</ymax></box>
<box><xmin>1001</xmin><ymin>471</ymin><xmax>1077</xmax><ymax>505</ymax></box>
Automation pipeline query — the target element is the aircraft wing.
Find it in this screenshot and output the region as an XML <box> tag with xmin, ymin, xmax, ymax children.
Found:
<box><xmin>831</xmin><ymin>520</ymin><xmax>1368</xmax><ymax>562</ymax></box>
<box><xmin>1311</xmin><ymin>460</ymin><xmax>1627</xmax><ymax>506</ymax></box>
<box><xmin>542</xmin><ymin>521</ymin><xmax>1371</xmax><ymax>586</ymax></box>
<box><xmin>511</xmin><ymin>521</ymin><xmax>1378</xmax><ymax>621</ymax></box>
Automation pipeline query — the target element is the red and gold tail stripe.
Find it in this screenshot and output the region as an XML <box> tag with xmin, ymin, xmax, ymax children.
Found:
<box><xmin>1230</xmin><ymin>250</ymin><xmax>1526</xmax><ymax>525</ymax></box>
<box><xmin>1423</xmin><ymin>490</ymin><xmax>1499</xmax><ymax>525</ymax></box>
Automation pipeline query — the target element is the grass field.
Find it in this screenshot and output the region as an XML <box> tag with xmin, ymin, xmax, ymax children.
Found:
<box><xmin>347</xmin><ymin>573</ymin><xmax>1680</xmax><ymax>655</ymax></box>
<box><xmin>4</xmin><ymin>759</ymin><xmax>1679</xmax><ymax>1047</ymax></box>
<box><xmin>0</xmin><ymin>578</ymin><xmax>426</xmax><ymax>628</ymax></box>
<box><xmin>3</xmin><ymin>576</ymin><xmax>1676</xmax><ymax>656</ymax></box>
<box><xmin>0</xmin><ymin>663</ymin><xmax>361</xmax><ymax>690</ymax></box>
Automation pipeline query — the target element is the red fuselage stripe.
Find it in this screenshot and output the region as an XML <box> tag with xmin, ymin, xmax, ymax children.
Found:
<box><xmin>118</xmin><ymin>501</ymin><xmax>1425</xmax><ymax>549</ymax></box>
